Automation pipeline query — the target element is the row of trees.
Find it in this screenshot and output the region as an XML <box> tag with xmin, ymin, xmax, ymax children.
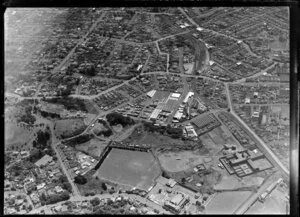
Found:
<box><xmin>143</xmin><ymin>122</ymin><xmax>183</xmax><ymax>139</ymax></box>
<box><xmin>63</xmin><ymin>134</ymin><xmax>93</xmax><ymax>147</ymax></box>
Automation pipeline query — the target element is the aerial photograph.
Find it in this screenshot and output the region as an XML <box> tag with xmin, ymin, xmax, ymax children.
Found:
<box><xmin>4</xmin><ymin>7</ymin><xmax>290</xmax><ymax>215</ymax></box>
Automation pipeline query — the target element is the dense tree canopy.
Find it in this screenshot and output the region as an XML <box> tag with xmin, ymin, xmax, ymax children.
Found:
<box><xmin>106</xmin><ymin>112</ymin><xmax>135</xmax><ymax>127</ymax></box>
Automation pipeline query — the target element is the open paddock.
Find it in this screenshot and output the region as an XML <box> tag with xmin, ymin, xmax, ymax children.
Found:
<box><xmin>54</xmin><ymin>118</ymin><xmax>86</xmax><ymax>139</ymax></box>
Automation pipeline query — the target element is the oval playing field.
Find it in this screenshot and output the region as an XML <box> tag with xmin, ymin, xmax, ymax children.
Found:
<box><xmin>96</xmin><ymin>148</ymin><xmax>161</xmax><ymax>191</ymax></box>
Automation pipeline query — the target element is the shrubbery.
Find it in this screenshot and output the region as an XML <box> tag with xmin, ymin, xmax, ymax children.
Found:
<box><xmin>143</xmin><ymin>122</ymin><xmax>183</xmax><ymax>139</ymax></box>
<box><xmin>74</xmin><ymin>174</ymin><xmax>87</xmax><ymax>185</ymax></box>
<box><xmin>106</xmin><ymin>112</ymin><xmax>135</xmax><ymax>127</ymax></box>
<box><xmin>63</xmin><ymin>134</ymin><xmax>93</xmax><ymax>147</ymax></box>
<box><xmin>43</xmin><ymin>97</ymin><xmax>88</xmax><ymax>112</ymax></box>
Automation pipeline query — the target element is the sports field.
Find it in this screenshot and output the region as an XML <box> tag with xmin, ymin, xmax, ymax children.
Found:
<box><xmin>96</xmin><ymin>148</ymin><xmax>161</xmax><ymax>191</ymax></box>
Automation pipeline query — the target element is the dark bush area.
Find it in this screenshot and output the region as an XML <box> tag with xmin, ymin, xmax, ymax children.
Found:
<box><xmin>43</xmin><ymin>97</ymin><xmax>88</xmax><ymax>112</ymax></box>
<box><xmin>32</xmin><ymin>130</ymin><xmax>50</xmax><ymax>150</ymax></box>
<box><xmin>74</xmin><ymin>174</ymin><xmax>87</xmax><ymax>185</ymax></box>
<box><xmin>63</xmin><ymin>134</ymin><xmax>93</xmax><ymax>147</ymax></box>
<box><xmin>143</xmin><ymin>122</ymin><xmax>183</xmax><ymax>139</ymax></box>
<box><xmin>106</xmin><ymin>112</ymin><xmax>135</xmax><ymax>127</ymax></box>
<box><xmin>41</xmin><ymin>191</ymin><xmax>70</xmax><ymax>205</ymax></box>
<box><xmin>40</xmin><ymin>110</ymin><xmax>61</xmax><ymax>119</ymax></box>
<box><xmin>15</xmin><ymin>100</ymin><xmax>36</xmax><ymax>125</ymax></box>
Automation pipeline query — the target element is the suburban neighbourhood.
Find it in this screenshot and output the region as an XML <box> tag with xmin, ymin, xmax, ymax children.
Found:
<box><xmin>4</xmin><ymin>7</ymin><xmax>290</xmax><ymax>215</ymax></box>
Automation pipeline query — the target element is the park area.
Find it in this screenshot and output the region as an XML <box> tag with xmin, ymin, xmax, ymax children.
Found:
<box><xmin>205</xmin><ymin>191</ymin><xmax>252</xmax><ymax>214</ymax></box>
<box><xmin>95</xmin><ymin>148</ymin><xmax>161</xmax><ymax>191</ymax></box>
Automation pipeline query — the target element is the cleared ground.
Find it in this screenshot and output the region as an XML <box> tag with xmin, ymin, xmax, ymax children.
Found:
<box><xmin>158</xmin><ymin>150</ymin><xmax>207</xmax><ymax>172</ymax></box>
<box><xmin>214</xmin><ymin>175</ymin><xmax>264</xmax><ymax>191</ymax></box>
<box><xmin>205</xmin><ymin>191</ymin><xmax>252</xmax><ymax>214</ymax></box>
<box><xmin>75</xmin><ymin>138</ymin><xmax>108</xmax><ymax>158</ymax></box>
<box><xmin>96</xmin><ymin>148</ymin><xmax>161</xmax><ymax>191</ymax></box>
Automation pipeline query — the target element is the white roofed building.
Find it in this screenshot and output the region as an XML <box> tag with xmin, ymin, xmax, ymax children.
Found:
<box><xmin>147</xmin><ymin>90</ymin><xmax>156</xmax><ymax>98</ymax></box>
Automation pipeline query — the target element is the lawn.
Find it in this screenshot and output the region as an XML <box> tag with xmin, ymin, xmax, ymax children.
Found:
<box><xmin>205</xmin><ymin>191</ymin><xmax>252</xmax><ymax>214</ymax></box>
<box><xmin>95</xmin><ymin>148</ymin><xmax>161</xmax><ymax>191</ymax></box>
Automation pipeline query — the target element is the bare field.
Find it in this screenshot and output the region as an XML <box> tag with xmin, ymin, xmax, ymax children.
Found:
<box><xmin>205</xmin><ymin>191</ymin><xmax>252</xmax><ymax>214</ymax></box>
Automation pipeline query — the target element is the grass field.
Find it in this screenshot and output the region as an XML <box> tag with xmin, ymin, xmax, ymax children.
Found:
<box><xmin>158</xmin><ymin>150</ymin><xmax>207</xmax><ymax>172</ymax></box>
<box><xmin>54</xmin><ymin>118</ymin><xmax>86</xmax><ymax>139</ymax></box>
<box><xmin>95</xmin><ymin>148</ymin><xmax>161</xmax><ymax>191</ymax></box>
<box><xmin>205</xmin><ymin>191</ymin><xmax>252</xmax><ymax>214</ymax></box>
<box><xmin>5</xmin><ymin>123</ymin><xmax>31</xmax><ymax>145</ymax></box>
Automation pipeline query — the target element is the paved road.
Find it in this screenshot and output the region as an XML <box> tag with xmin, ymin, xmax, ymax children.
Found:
<box><xmin>224</xmin><ymin>83</ymin><xmax>289</xmax><ymax>176</ymax></box>
<box><xmin>52</xmin><ymin>142</ymin><xmax>81</xmax><ymax>196</ymax></box>
<box><xmin>233</xmin><ymin>175</ymin><xmax>278</xmax><ymax>214</ymax></box>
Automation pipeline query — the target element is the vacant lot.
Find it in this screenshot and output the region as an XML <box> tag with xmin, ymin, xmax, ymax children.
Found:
<box><xmin>75</xmin><ymin>138</ymin><xmax>108</xmax><ymax>158</ymax></box>
<box><xmin>95</xmin><ymin>148</ymin><xmax>161</xmax><ymax>191</ymax></box>
<box><xmin>54</xmin><ymin>118</ymin><xmax>86</xmax><ymax>139</ymax></box>
<box><xmin>214</xmin><ymin>175</ymin><xmax>264</xmax><ymax>191</ymax></box>
<box><xmin>158</xmin><ymin>150</ymin><xmax>208</xmax><ymax>172</ymax></box>
<box><xmin>205</xmin><ymin>191</ymin><xmax>252</xmax><ymax>214</ymax></box>
<box><xmin>208</xmin><ymin>126</ymin><xmax>242</xmax><ymax>149</ymax></box>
